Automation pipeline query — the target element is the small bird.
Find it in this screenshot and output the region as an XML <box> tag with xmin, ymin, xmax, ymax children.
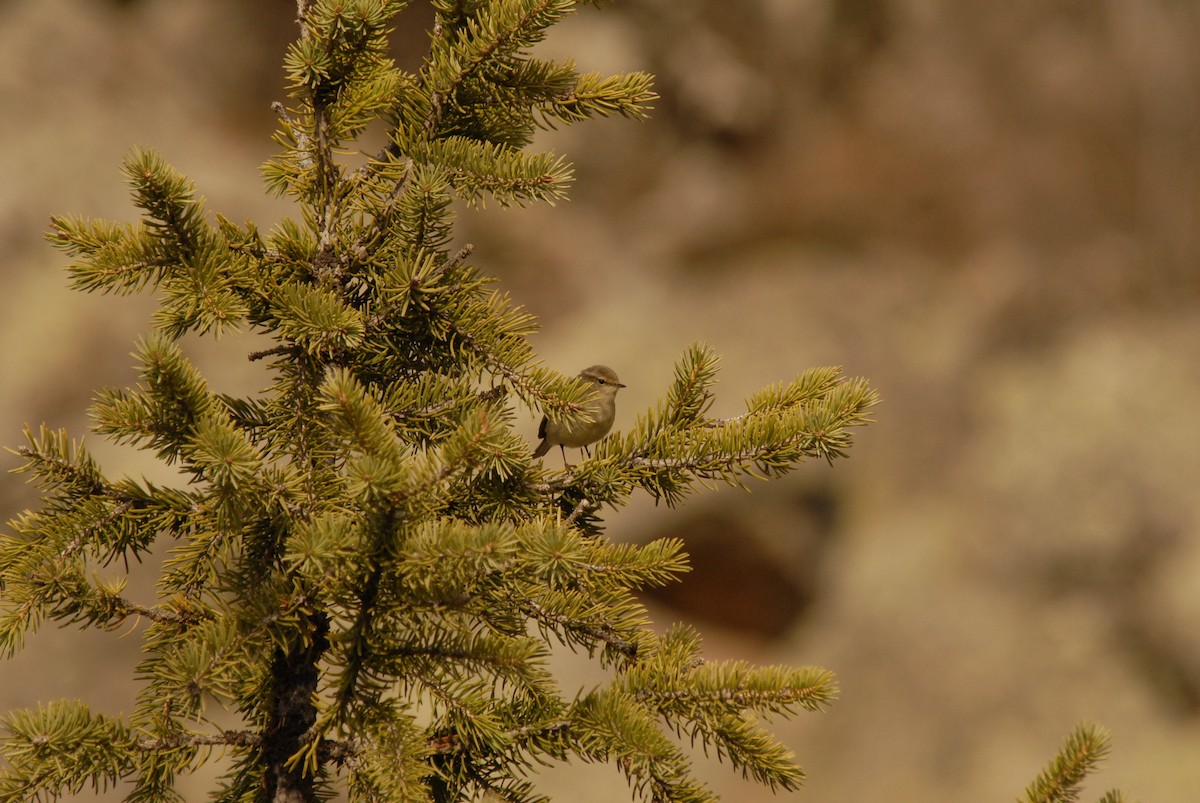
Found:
<box><xmin>533</xmin><ymin>365</ymin><xmax>625</xmax><ymax>462</ymax></box>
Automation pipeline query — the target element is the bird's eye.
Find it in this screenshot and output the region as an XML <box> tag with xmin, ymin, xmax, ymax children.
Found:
<box><xmin>597</xmin><ymin>379</ymin><xmax>606</xmax><ymax>385</ymax></box>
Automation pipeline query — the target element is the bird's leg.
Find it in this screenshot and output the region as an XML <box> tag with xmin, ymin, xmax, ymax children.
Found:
<box><xmin>582</xmin><ymin>445</ymin><xmax>591</xmax><ymax>458</ymax></box>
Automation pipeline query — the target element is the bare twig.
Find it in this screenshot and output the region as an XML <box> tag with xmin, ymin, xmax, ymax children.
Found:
<box><xmin>564</xmin><ymin>497</ymin><xmax>594</xmax><ymax>527</ymax></box>
<box><xmin>249</xmin><ymin>345</ymin><xmax>295</xmax><ymax>362</ymax></box>
<box><xmin>135</xmin><ymin>729</ymin><xmax>262</xmax><ymax>752</ymax></box>
<box><xmin>110</xmin><ymin>595</ymin><xmax>214</xmax><ymax>628</ymax></box>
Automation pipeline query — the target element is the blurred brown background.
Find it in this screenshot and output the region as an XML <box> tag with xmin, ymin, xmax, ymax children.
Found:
<box><xmin>3</xmin><ymin>0</ymin><xmax>1200</xmax><ymax>800</ymax></box>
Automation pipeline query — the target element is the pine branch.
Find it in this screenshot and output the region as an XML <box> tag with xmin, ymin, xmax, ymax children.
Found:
<box><xmin>538</xmin><ymin>70</ymin><xmax>658</xmax><ymax>126</ymax></box>
<box><xmin>1095</xmin><ymin>792</ymin><xmax>1131</xmax><ymax>803</ymax></box>
<box><xmin>518</xmin><ymin>596</ymin><xmax>641</xmax><ymax>660</ymax></box>
<box><xmin>415</xmin><ymin>136</ymin><xmax>573</xmax><ymax>207</ymax></box>
<box><xmin>46</xmin><ymin>216</ymin><xmax>165</xmax><ymax>296</ymax></box>
<box><xmin>0</xmin><ymin>701</ymin><xmax>135</xmax><ymax>800</ymax></box>
<box><xmin>529</xmin><ymin>351</ymin><xmax>878</xmax><ymax>510</ymax></box>
<box><xmin>1020</xmin><ymin>723</ymin><xmax>1124</xmax><ymax>803</ymax></box>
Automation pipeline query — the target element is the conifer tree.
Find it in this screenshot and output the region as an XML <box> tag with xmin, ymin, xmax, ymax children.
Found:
<box><xmin>0</xmin><ymin>2</ymin><xmax>1128</xmax><ymax>802</ymax></box>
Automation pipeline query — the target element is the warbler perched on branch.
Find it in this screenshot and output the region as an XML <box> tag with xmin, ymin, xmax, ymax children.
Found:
<box><xmin>533</xmin><ymin>365</ymin><xmax>624</xmax><ymax>461</ymax></box>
